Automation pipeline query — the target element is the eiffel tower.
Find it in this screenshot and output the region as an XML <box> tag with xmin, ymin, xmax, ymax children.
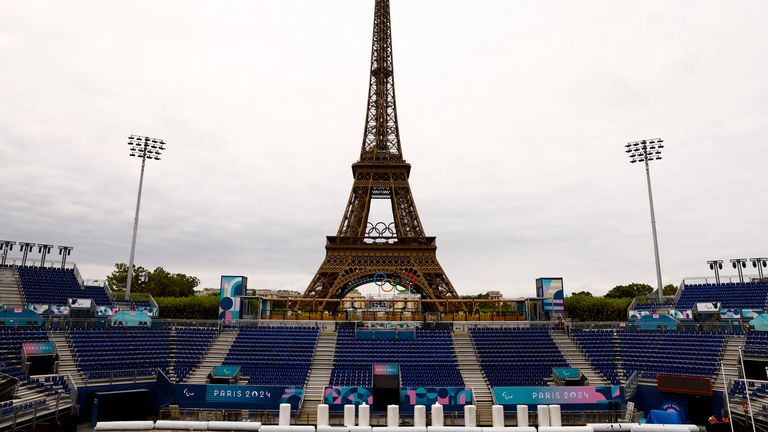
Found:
<box><xmin>302</xmin><ymin>0</ymin><xmax>460</xmax><ymax>311</ymax></box>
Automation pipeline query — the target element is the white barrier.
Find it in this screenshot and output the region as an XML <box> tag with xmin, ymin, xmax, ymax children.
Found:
<box><xmin>373</xmin><ymin>403</ymin><xmax>424</xmax><ymax>432</ymax></box>
<box><xmin>346</xmin><ymin>405</ymin><xmax>357</xmax><ymax>427</ymax></box>
<box><xmin>537</xmin><ymin>406</ymin><xmax>550</xmax><ymax>427</ymax></box>
<box><xmin>155</xmin><ymin>420</ymin><xmax>209</xmax><ymax>430</ymax></box>
<box><xmin>516</xmin><ymin>405</ymin><xmax>528</xmax><ymax>428</ymax></box>
<box><xmin>317</xmin><ymin>403</ymin><xmax>349</xmax><ymax>432</ymax></box>
<box><xmin>94</xmin><ymin>421</ymin><xmax>155</xmax><ymax>431</ymax></box>
<box><xmin>415</xmin><ymin>405</ymin><xmax>427</xmax><ymax>428</ymax></box>
<box><xmin>208</xmin><ymin>422</ymin><xmax>263</xmax><ymax>431</ymax></box>
<box><xmin>539</xmin><ymin>427</ymin><xmax>594</xmax><ymax>432</ymax></box>
<box><xmin>350</xmin><ymin>404</ymin><xmax>373</xmax><ymax>432</ymax></box>
<box><xmin>432</xmin><ymin>404</ymin><xmax>444</xmax><ymax>428</ymax></box>
<box><xmin>586</xmin><ymin>424</ymin><xmax>640</xmax><ymax>432</ymax></box>
<box><xmin>465</xmin><ymin>406</ymin><xmax>477</xmax><ymax>428</ymax></box>
<box><xmin>481</xmin><ymin>404</ymin><xmax>535</xmax><ymax>432</ymax></box>
<box><xmin>548</xmin><ymin>405</ymin><xmax>561</xmax><ymax>427</ymax></box>
<box><xmin>630</xmin><ymin>426</ymin><xmax>697</xmax><ymax>432</ymax></box>
<box><xmin>261</xmin><ymin>403</ymin><xmax>316</xmax><ymax>432</ymax></box>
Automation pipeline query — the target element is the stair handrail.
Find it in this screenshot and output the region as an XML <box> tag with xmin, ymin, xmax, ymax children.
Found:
<box><xmin>625</xmin><ymin>371</ymin><xmax>639</xmax><ymax>399</ymax></box>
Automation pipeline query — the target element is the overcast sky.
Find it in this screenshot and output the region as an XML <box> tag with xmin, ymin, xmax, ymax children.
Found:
<box><xmin>1</xmin><ymin>0</ymin><xmax>767</xmax><ymax>298</ymax></box>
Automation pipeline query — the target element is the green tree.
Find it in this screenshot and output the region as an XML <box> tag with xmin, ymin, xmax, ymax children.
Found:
<box><xmin>106</xmin><ymin>263</ymin><xmax>148</xmax><ymax>293</ymax></box>
<box><xmin>662</xmin><ymin>284</ymin><xmax>678</xmax><ymax>296</ymax></box>
<box><xmin>106</xmin><ymin>263</ymin><xmax>199</xmax><ymax>298</ymax></box>
<box><xmin>572</xmin><ymin>291</ymin><xmax>593</xmax><ymax>297</ymax></box>
<box><xmin>565</xmin><ymin>295</ymin><xmax>632</xmax><ymax>321</ymax></box>
<box><xmin>604</xmin><ymin>283</ymin><xmax>654</xmax><ymax>299</ymax></box>
<box><xmin>154</xmin><ymin>296</ymin><xmax>219</xmax><ymax>319</ymax></box>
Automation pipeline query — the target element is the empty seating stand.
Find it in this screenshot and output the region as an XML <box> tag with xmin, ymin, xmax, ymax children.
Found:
<box><xmin>329</xmin><ymin>327</ymin><xmax>464</xmax><ymax>387</ymax></box>
<box><xmin>471</xmin><ymin>328</ymin><xmax>568</xmax><ymax>387</ymax></box>
<box><xmin>676</xmin><ymin>282</ymin><xmax>768</xmax><ymax>310</ymax></box>
<box><xmin>223</xmin><ymin>326</ymin><xmax>319</xmax><ymax>386</ymax></box>
<box><xmin>174</xmin><ymin>327</ymin><xmax>219</xmax><ymax>382</ymax></box>
<box><xmin>68</xmin><ymin>327</ymin><xmax>171</xmax><ymax>380</ymax></box>
<box><xmin>0</xmin><ymin>328</ymin><xmax>50</xmax><ymax>383</ymax></box>
<box><xmin>16</xmin><ymin>266</ymin><xmax>112</xmax><ymax>306</ymax></box>
<box><xmin>571</xmin><ymin>329</ymin><xmax>621</xmax><ymax>385</ymax></box>
<box><xmin>619</xmin><ymin>330</ymin><xmax>725</xmax><ymax>380</ymax></box>
<box><xmin>744</xmin><ymin>331</ymin><xmax>768</xmax><ymax>357</ymax></box>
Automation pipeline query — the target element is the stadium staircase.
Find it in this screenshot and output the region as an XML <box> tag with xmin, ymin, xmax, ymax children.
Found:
<box><xmin>48</xmin><ymin>332</ymin><xmax>86</xmax><ymax>387</ymax></box>
<box><xmin>551</xmin><ymin>331</ymin><xmax>608</xmax><ymax>385</ymax></box>
<box><xmin>452</xmin><ymin>331</ymin><xmax>493</xmax><ymax>425</ymax></box>
<box><xmin>298</xmin><ymin>331</ymin><xmax>338</xmax><ymax>423</ymax></box>
<box><xmin>184</xmin><ymin>329</ymin><xmax>239</xmax><ymax>384</ymax></box>
<box><xmin>714</xmin><ymin>335</ymin><xmax>745</xmax><ymax>390</ymax></box>
<box><xmin>0</xmin><ymin>267</ymin><xmax>24</xmax><ymax>307</ymax></box>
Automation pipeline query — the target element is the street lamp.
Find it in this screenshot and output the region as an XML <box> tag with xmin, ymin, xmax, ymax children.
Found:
<box><xmin>626</xmin><ymin>138</ymin><xmax>665</xmax><ymax>301</ymax></box>
<box><xmin>707</xmin><ymin>260</ymin><xmax>724</xmax><ymax>284</ymax></box>
<box><xmin>37</xmin><ymin>244</ymin><xmax>53</xmax><ymax>268</ymax></box>
<box><xmin>125</xmin><ymin>134</ymin><xmax>166</xmax><ymax>301</ymax></box>
<box><xmin>750</xmin><ymin>258</ymin><xmax>767</xmax><ymax>280</ymax></box>
<box><xmin>731</xmin><ymin>258</ymin><xmax>748</xmax><ymax>283</ymax></box>
<box><xmin>58</xmin><ymin>246</ymin><xmax>73</xmax><ymax>269</ymax></box>
<box><xmin>0</xmin><ymin>240</ymin><xmax>15</xmax><ymax>266</ymax></box>
<box><xmin>17</xmin><ymin>242</ymin><xmax>36</xmax><ymax>267</ymax></box>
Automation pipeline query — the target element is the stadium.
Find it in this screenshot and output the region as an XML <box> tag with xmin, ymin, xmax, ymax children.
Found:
<box><xmin>2</xmin><ymin>0</ymin><xmax>768</xmax><ymax>431</ymax></box>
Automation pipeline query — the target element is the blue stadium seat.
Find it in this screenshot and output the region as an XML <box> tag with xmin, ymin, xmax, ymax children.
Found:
<box><xmin>471</xmin><ymin>328</ymin><xmax>567</xmax><ymax>387</ymax></box>
<box><xmin>329</xmin><ymin>327</ymin><xmax>464</xmax><ymax>388</ymax></box>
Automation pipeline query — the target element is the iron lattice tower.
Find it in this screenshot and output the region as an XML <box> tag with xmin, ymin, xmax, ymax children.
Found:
<box><xmin>303</xmin><ymin>0</ymin><xmax>460</xmax><ymax>311</ymax></box>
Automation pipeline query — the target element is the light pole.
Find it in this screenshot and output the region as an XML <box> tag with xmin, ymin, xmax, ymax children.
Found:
<box><xmin>125</xmin><ymin>134</ymin><xmax>165</xmax><ymax>301</ymax></box>
<box><xmin>750</xmin><ymin>258</ymin><xmax>767</xmax><ymax>280</ymax></box>
<box><xmin>0</xmin><ymin>241</ymin><xmax>15</xmax><ymax>266</ymax></box>
<box><xmin>37</xmin><ymin>244</ymin><xmax>53</xmax><ymax>268</ymax></box>
<box><xmin>626</xmin><ymin>138</ymin><xmax>665</xmax><ymax>302</ymax></box>
<box><xmin>18</xmin><ymin>242</ymin><xmax>36</xmax><ymax>267</ymax></box>
<box><xmin>58</xmin><ymin>246</ymin><xmax>73</xmax><ymax>269</ymax></box>
<box><xmin>707</xmin><ymin>260</ymin><xmax>723</xmax><ymax>284</ymax></box>
<box><xmin>731</xmin><ymin>258</ymin><xmax>748</xmax><ymax>283</ymax></box>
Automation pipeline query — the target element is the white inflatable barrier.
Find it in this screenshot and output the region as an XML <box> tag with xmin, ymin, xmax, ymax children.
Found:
<box><xmin>536</xmin><ymin>406</ymin><xmax>550</xmax><ymax>427</ymax></box>
<box><xmin>586</xmin><ymin>424</ymin><xmax>639</xmax><ymax>432</ymax></box>
<box><xmin>516</xmin><ymin>405</ymin><xmax>529</xmax><ymax>428</ymax></box>
<box><xmin>373</xmin><ymin>404</ymin><xmax>409</xmax><ymax>432</ymax></box>
<box><xmin>350</xmin><ymin>404</ymin><xmax>373</xmax><ymax>432</ymax></box>
<box><xmin>208</xmin><ymin>422</ymin><xmax>263</xmax><ymax>431</ymax></box>
<box><xmin>481</xmin><ymin>405</ymin><xmax>535</xmax><ymax>432</ymax></box>
<box><xmin>261</xmin><ymin>403</ymin><xmax>316</xmax><ymax>432</ymax></box>
<box><xmin>317</xmin><ymin>404</ymin><xmax>348</xmax><ymax>432</ymax></box>
<box><xmin>548</xmin><ymin>406</ymin><xmax>561</xmax><ymax>428</ymax></box>
<box><xmin>95</xmin><ymin>421</ymin><xmax>155</xmax><ymax>431</ymax></box>
<box><xmin>539</xmin><ymin>427</ymin><xmax>594</xmax><ymax>432</ymax></box>
<box><xmin>427</xmin><ymin>404</ymin><xmax>481</xmax><ymax>432</ymax></box>
<box><xmin>414</xmin><ymin>405</ymin><xmax>427</xmax><ymax>428</ymax></box>
<box><xmin>630</xmin><ymin>426</ymin><xmax>697</xmax><ymax>432</ymax></box>
<box><xmin>345</xmin><ymin>405</ymin><xmax>357</xmax><ymax>427</ymax></box>
<box><xmin>154</xmin><ymin>420</ymin><xmax>209</xmax><ymax>430</ymax></box>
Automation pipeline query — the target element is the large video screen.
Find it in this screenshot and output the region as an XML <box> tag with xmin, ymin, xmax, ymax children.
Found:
<box><xmin>537</xmin><ymin>277</ymin><xmax>564</xmax><ymax>312</ymax></box>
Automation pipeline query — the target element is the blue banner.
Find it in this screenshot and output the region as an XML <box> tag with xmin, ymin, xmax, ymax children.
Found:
<box><xmin>175</xmin><ymin>384</ymin><xmax>303</xmax><ymax>410</ymax></box>
<box><xmin>493</xmin><ymin>386</ymin><xmax>623</xmax><ymax>410</ymax></box>
<box><xmin>212</xmin><ymin>365</ymin><xmax>241</xmax><ymax>378</ymax></box>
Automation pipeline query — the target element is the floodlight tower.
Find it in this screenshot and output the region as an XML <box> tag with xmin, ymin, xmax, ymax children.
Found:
<box><xmin>731</xmin><ymin>258</ymin><xmax>748</xmax><ymax>283</ymax></box>
<box><xmin>0</xmin><ymin>241</ymin><xmax>15</xmax><ymax>266</ymax></box>
<box><xmin>707</xmin><ymin>260</ymin><xmax>724</xmax><ymax>284</ymax></box>
<box><xmin>626</xmin><ymin>138</ymin><xmax>665</xmax><ymax>301</ymax></box>
<box><xmin>125</xmin><ymin>134</ymin><xmax>165</xmax><ymax>301</ymax></box>
<box><xmin>751</xmin><ymin>258</ymin><xmax>768</xmax><ymax>280</ymax></box>
<box><xmin>17</xmin><ymin>242</ymin><xmax>36</xmax><ymax>267</ymax></box>
<box><xmin>58</xmin><ymin>246</ymin><xmax>73</xmax><ymax>269</ymax></box>
<box><xmin>37</xmin><ymin>244</ymin><xmax>53</xmax><ymax>267</ymax></box>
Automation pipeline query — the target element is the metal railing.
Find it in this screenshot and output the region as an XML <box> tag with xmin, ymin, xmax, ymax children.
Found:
<box><xmin>625</xmin><ymin>371</ymin><xmax>639</xmax><ymax>399</ymax></box>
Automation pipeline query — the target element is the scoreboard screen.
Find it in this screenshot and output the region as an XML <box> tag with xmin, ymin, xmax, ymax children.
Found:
<box><xmin>657</xmin><ymin>374</ymin><xmax>712</xmax><ymax>396</ymax></box>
